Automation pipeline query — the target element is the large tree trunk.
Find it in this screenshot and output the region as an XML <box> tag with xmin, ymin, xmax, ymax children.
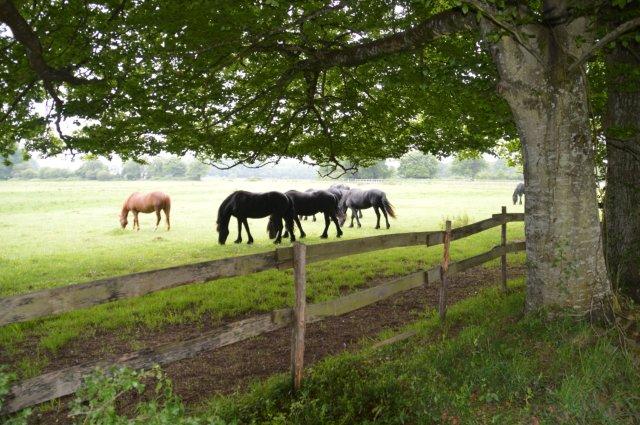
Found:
<box><xmin>603</xmin><ymin>44</ymin><xmax>640</xmax><ymax>302</ymax></box>
<box><xmin>482</xmin><ymin>9</ymin><xmax>611</xmax><ymax>316</ymax></box>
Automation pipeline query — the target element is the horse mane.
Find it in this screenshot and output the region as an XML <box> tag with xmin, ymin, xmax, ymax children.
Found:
<box><xmin>216</xmin><ymin>192</ymin><xmax>236</xmax><ymax>225</ymax></box>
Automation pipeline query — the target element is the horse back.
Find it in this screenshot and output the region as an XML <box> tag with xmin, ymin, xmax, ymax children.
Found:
<box><xmin>231</xmin><ymin>191</ymin><xmax>290</xmax><ymax>218</ymax></box>
<box><xmin>127</xmin><ymin>191</ymin><xmax>170</xmax><ymax>212</ymax></box>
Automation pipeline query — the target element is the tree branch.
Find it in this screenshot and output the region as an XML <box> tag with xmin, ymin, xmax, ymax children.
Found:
<box><xmin>0</xmin><ymin>0</ymin><xmax>98</xmax><ymax>85</ymax></box>
<box><xmin>465</xmin><ymin>0</ymin><xmax>544</xmax><ymax>64</ymax></box>
<box><xmin>569</xmin><ymin>16</ymin><xmax>640</xmax><ymax>72</ymax></box>
<box><xmin>296</xmin><ymin>9</ymin><xmax>477</xmax><ymax>71</ymax></box>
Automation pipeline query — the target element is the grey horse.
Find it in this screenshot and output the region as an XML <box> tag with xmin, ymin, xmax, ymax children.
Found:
<box><xmin>512</xmin><ymin>182</ymin><xmax>525</xmax><ymax>205</ymax></box>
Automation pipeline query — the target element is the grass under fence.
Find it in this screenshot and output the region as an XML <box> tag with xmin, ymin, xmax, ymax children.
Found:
<box><xmin>4</xmin><ymin>279</ymin><xmax>637</xmax><ymax>424</ymax></box>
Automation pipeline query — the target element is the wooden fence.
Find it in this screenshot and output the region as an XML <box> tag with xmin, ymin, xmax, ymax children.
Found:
<box><xmin>0</xmin><ymin>209</ymin><xmax>525</xmax><ymax>414</ymax></box>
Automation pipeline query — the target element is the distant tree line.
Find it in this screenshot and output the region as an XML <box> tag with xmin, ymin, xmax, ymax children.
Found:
<box><xmin>326</xmin><ymin>152</ymin><xmax>522</xmax><ymax>181</ymax></box>
<box><xmin>2</xmin><ymin>149</ymin><xmax>521</xmax><ymax>182</ymax></box>
<box><xmin>0</xmin><ymin>151</ymin><xmax>211</xmax><ymax>181</ymax></box>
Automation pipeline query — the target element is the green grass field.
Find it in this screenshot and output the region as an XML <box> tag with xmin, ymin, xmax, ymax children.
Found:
<box><xmin>0</xmin><ymin>179</ymin><xmax>523</xmax><ymax>296</ymax></box>
<box><xmin>0</xmin><ymin>179</ymin><xmax>524</xmax><ymax>379</ymax></box>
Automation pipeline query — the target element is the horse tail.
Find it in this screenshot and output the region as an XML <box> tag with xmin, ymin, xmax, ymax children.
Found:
<box><xmin>383</xmin><ymin>196</ymin><xmax>396</xmax><ymax>218</ymax></box>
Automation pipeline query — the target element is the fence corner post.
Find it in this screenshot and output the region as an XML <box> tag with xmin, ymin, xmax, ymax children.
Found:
<box><xmin>500</xmin><ymin>206</ymin><xmax>508</xmax><ymax>292</ymax></box>
<box><xmin>439</xmin><ymin>220</ymin><xmax>451</xmax><ymax>321</ymax></box>
<box><xmin>291</xmin><ymin>242</ymin><xmax>307</xmax><ymax>392</ymax></box>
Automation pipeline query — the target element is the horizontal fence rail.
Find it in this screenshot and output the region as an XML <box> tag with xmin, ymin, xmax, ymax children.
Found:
<box><xmin>2</xmin><ymin>240</ymin><xmax>525</xmax><ymax>414</ymax></box>
<box><xmin>0</xmin><ymin>214</ymin><xmax>524</xmax><ymax>327</ymax></box>
<box><xmin>1</xmin><ymin>209</ymin><xmax>525</xmax><ymax>414</ymax></box>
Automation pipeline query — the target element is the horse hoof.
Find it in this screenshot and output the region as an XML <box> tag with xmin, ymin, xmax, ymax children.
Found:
<box><xmin>320</xmin><ymin>234</ymin><xmax>328</xmax><ymax>239</ymax></box>
<box><xmin>234</xmin><ymin>240</ymin><xmax>241</xmax><ymax>244</ymax></box>
<box><xmin>247</xmin><ymin>240</ymin><xmax>254</xmax><ymax>245</ymax></box>
<box><xmin>357</xmin><ymin>224</ymin><xmax>361</xmax><ymax>228</ymax></box>
<box><xmin>300</xmin><ymin>233</ymin><xmax>306</xmax><ymax>238</ymax></box>
<box><xmin>349</xmin><ymin>224</ymin><xmax>354</xmax><ymax>228</ymax></box>
<box><xmin>274</xmin><ymin>240</ymin><xmax>282</xmax><ymax>244</ymax></box>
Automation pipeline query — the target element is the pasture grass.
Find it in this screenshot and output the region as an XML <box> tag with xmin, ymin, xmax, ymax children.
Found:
<box><xmin>0</xmin><ymin>179</ymin><xmax>525</xmax><ymax>378</ymax></box>
<box><xmin>201</xmin><ymin>279</ymin><xmax>640</xmax><ymax>424</ymax></box>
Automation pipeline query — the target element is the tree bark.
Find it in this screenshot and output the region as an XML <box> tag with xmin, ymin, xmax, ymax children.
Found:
<box><xmin>603</xmin><ymin>44</ymin><xmax>640</xmax><ymax>302</ymax></box>
<box><xmin>483</xmin><ymin>10</ymin><xmax>611</xmax><ymax>317</ymax></box>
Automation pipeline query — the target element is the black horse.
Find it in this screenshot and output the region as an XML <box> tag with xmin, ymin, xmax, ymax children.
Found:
<box><xmin>338</xmin><ymin>189</ymin><xmax>396</xmax><ymax>229</ymax></box>
<box><xmin>216</xmin><ymin>191</ymin><xmax>295</xmax><ymax>244</ymax></box>
<box><xmin>512</xmin><ymin>182</ymin><xmax>525</xmax><ymax>205</ymax></box>
<box><xmin>329</xmin><ymin>183</ymin><xmax>363</xmax><ymax>219</ymax></box>
<box><xmin>280</xmin><ymin>190</ymin><xmax>344</xmax><ymax>239</ymax></box>
<box><xmin>300</xmin><ymin>188</ymin><xmax>317</xmax><ymax>222</ymax></box>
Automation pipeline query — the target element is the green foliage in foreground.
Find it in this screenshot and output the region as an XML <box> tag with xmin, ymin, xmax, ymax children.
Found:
<box><xmin>4</xmin><ymin>280</ymin><xmax>637</xmax><ymax>424</ymax></box>
<box><xmin>203</xmin><ymin>281</ymin><xmax>640</xmax><ymax>424</ymax></box>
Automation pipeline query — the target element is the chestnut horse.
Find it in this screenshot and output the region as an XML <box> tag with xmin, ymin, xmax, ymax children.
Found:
<box><xmin>119</xmin><ymin>191</ymin><xmax>171</xmax><ymax>231</ymax></box>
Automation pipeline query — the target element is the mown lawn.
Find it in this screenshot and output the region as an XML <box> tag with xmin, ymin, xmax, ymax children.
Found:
<box><xmin>0</xmin><ymin>179</ymin><xmax>525</xmax><ymax>379</ymax></box>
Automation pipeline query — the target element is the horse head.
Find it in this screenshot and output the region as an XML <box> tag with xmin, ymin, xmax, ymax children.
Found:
<box><xmin>217</xmin><ymin>217</ymin><xmax>230</xmax><ymax>244</ymax></box>
<box><xmin>119</xmin><ymin>213</ymin><xmax>128</xmax><ymax>229</ymax></box>
<box><xmin>337</xmin><ymin>196</ymin><xmax>349</xmax><ymax>227</ymax></box>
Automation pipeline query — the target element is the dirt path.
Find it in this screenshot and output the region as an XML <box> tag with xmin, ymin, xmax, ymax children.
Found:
<box><xmin>24</xmin><ymin>265</ymin><xmax>524</xmax><ymax>424</ymax></box>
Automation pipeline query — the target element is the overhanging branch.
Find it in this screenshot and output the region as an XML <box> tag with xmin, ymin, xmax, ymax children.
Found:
<box><xmin>295</xmin><ymin>9</ymin><xmax>477</xmax><ymax>71</ymax></box>
<box><xmin>0</xmin><ymin>0</ymin><xmax>99</xmax><ymax>85</ymax></box>
<box><xmin>569</xmin><ymin>16</ymin><xmax>640</xmax><ymax>72</ymax></box>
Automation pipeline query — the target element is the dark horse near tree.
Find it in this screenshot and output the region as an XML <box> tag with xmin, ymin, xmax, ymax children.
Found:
<box><xmin>119</xmin><ymin>191</ymin><xmax>171</xmax><ymax>231</ymax></box>
<box><xmin>329</xmin><ymin>183</ymin><xmax>362</xmax><ymax>219</ymax></box>
<box><xmin>217</xmin><ymin>191</ymin><xmax>295</xmax><ymax>244</ymax></box>
<box><xmin>279</xmin><ymin>190</ymin><xmax>344</xmax><ymax>239</ymax></box>
<box><xmin>512</xmin><ymin>182</ymin><xmax>525</xmax><ymax>205</ymax></box>
<box><xmin>338</xmin><ymin>189</ymin><xmax>396</xmax><ymax>229</ymax></box>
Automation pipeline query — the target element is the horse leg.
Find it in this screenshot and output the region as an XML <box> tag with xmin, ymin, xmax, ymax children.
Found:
<box><xmin>295</xmin><ymin>216</ymin><xmax>306</xmax><ymax>238</ymax></box>
<box><xmin>381</xmin><ymin>204</ymin><xmax>390</xmax><ymax>229</ymax></box>
<box><xmin>330</xmin><ymin>212</ymin><xmax>343</xmax><ymax>237</ymax></box>
<box><xmin>234</xmin><ymin>218</ymin><xmax>243</xmax><ymax>244</ymax></box>
<box><xmin>320</xmin><ymin>213</ymin><xmax>330</xmax><ymax>238</ymax></box>
<box><xmin>286</xmin><ymin>216</ymin><xmax>296</xmax><ymax>242</ymax></box>
<box><xmin>312</xmin><ymin>214</ymin><xmax>316</xmax><ymax>222</ymax></box>
<box><xmin>243</xmin><ymin>219</ymin><xmax>253</xmax><ymax>244</ymax></box>
<box><xmin>373</xmin><ymin>206</ymin><xmax>381</xmax><ymax>229</ymax></box>
<box><xmin>133</xmin><ymin>211</ymin><xmax>140</xmax><ymax>231</ymax></box>
<box><xmin>358</xmin><ymin>209</ymin><xmax>363</xmax><ymax>219</ymax></box>
<box><xmin>154</xmin><ymin>209</ymin><xmax>161</xmax><ymax>231</ymax></box>
<box><xmin>349</xmin><ymin>209</ymin><xmax>355</xmax><ymax>228</ymax></box>
<box><xmin>353</xmin><ymin>208</ymin><xmax>362</xmax><ymax>228</ymax></box>
<box><xmin>164</xmin><ymin>207</ymin><xmax>171</xmax><ymax>231</ymax></box>
<box><xmin>519</xmin><ymin>195</ymin><xmax>523</xmax><ymax>205</ymax></box>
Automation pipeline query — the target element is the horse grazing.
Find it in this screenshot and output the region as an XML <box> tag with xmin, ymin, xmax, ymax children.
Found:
<box><xmin>338</xmin><ymin>189</ymin><xmax>396</xmax><ymax>229</ymax></box>
<box><xmin>119</xmin><ymin>191</ymin><xmax>171</xmax><ymax>231</ymax></box>
<box><xmin>329</xmin><ymin>183</ymin><xmax>363</xmax><ymax>219</ymax></box>
<box><xmin>512</xmin><ymin>182</ymin><xmax>525</xmax><ymax>205</ymax></box>
<box><xmin>281</xmin><ymin>190</ymin><xmax>344</xmax><ymax>239</ymax></box>
<box><xmin>216</xmin><ymin>191</ymin><xmax>295</xmax><ymax>244</ymax></box>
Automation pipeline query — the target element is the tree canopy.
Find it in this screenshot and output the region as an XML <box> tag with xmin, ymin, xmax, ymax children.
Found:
<box><xmin>0</xmin><ymin>0</ymin><xmax>519</xmax><ymax>168</ymax></box>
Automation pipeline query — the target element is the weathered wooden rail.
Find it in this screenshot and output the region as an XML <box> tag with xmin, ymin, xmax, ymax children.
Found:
<box><xmin>1</xmin><ymin>209</ymin><xmax>525</xmax><ymax>414</ymax></box>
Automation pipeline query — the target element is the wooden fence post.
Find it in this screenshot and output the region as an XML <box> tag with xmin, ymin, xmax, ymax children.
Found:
<box><xmin>291</xmin><ymin>242</ymin><xmax>307</xmax><ymax>391</ymax></box>
<box><xmin>500</xmin><ymin>206</ymin><xmax>508</xmax><ymax>292</ymax></box>
<box><xmin>439</xmin><ymin>220</ymin><xmax>451</xmax><ymax>321</ymax></box>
